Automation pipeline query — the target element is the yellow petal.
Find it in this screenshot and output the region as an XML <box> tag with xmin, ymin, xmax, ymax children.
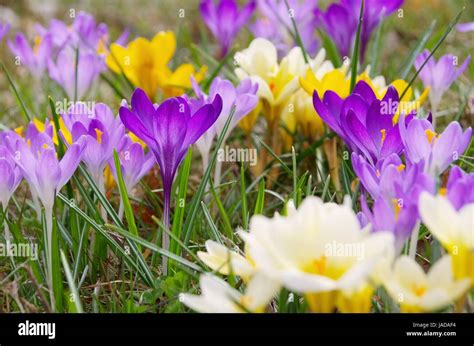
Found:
<box><xmin>151</xmin><ymin>31</ymin><xmax>176</xmax><ymax>67</ymax></box>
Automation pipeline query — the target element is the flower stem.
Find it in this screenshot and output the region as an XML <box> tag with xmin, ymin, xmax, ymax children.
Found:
<box><xmin>44</xmin><ymin>205</ymin><xmax>55</xmax><ymax>310</ymax></box>
<box><xmin>161</xmin><ymin>186</ymin><xmax>171</xmax><ymax>275</ymax></box>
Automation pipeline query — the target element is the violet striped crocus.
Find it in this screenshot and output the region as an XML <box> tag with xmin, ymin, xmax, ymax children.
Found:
<box><xmin>189</xmin><ymin>77</ymin><xmax>258</xmax><ymax>171</ymax></box>
<box><xmin>48</xmin><ymin>47</ymin><xmax>105</xmax><ymax>100</ymax></box>
<box><xmin>414</xmin><ymin>50</ymin><xmax>471</xmax><ymax>112</ymax></box>
<box><xmin>200</xmin><ymin>0</ymin><xmax>256</xmax><ymax>57</ymax></box>
<box><xmin>315</xmin><ymin>0</ymin><xmax>403</xmax><ymax>62</ymax></box>
<box><xmin>119</xmin><ymin>88</ymin><xmax>222</xmax><ymax>270</ymax></box>
<box><xmin>62</xmin><ymin>102</ymin><xmax>126</xmax><ymax>186</ymax></box>
<box><xmin>250</xmin><ymin>0</ymin><xmax>318</xmax><ymax>56</ymax></box>
<box><xmin>8</xmin><ymin>32</ymin><xmax>53</xmax><ymax>78</ymax></box>
<box><xmin>313</xmin><ymin>80</ymin><xmax>411</xmax><ymax>165</ymax></box>
<box><xmin>5</xmin><ymin>126</ymin><xmax>85</xmax><ymax>304</ymax></box>
<box><xmin>0</xmin><ymin>22</ymin><xmax>10</xmax><ymax>41</ymax></box>
<box><xmin>398</xmin><ymin>113</ymin><xmax>472</xmax><ymax>177</ymax></box>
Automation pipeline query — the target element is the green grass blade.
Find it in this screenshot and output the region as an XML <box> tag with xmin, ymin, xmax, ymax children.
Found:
<box><xmin>400</xmin><ymin>7</ymin><xmax>465</xmax><ymax>100</ymax></box>
<box><xmin>183</xmin><ymin>105</ymin><xmax>236</xmax><ymax>245</ymax></box>
<box><xmin>254</xmin><ymin>178</ymin><xmax>266</xmax><ymax>215</ymax></box>
<box><xmin>60</xmin><ymin>250</ymin><xmax>83</xmax><ymax>313</ymax></box>
<box><xmin>240</xmin><ymin>162</ymin><xmax>249</xmax><ymax>230</ymax></box>
<box><xmin>1</xmin><ymin>61</ymin><xmax>32</xmax><ymax>121</ymax></box>
<box><xmin>398</xmin><ymin>20</ymin><xmax>437</xmax><ymax>80</ymax></box>
<box><xmin>349</xmin><ymin>0</ymin><xmax>364</xmax><ymax>93</ymax></box>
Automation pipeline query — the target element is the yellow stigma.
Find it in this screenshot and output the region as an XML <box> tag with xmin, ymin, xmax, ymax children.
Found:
<box><xmin>397</xmin><ymin>164</ymin><xmax>406</xmax><ymax>172</ymax></box>
<box><xmin>27</xmin><ymin>139</ymin><xmax>31</xmax><ymax>148</ymax></box>
<box><xmin>425</xmin><ymin>129</ymin><xmax>438</xmax><ymax>144</ymax></box>
<box><xmin>439</xmin><ymin>187</ymin><xmax>447</xmax><ymax>196</ymax></box>
<box><xmin>380</xmin><ymin>129</ymin><xmax>387</xmax><ymax>145</ymax></box>
<box><xmin>14</xmin><ymin>126</ymin><xmax>24</xmax><ymax>137</ymax></box>
<box><xmin>391</xmin><ymin>198</ymin><xmax>402</xmax><ymax>219</ymax></box>
<box><xmin>412</xmin><ymin>284</ymin><xmax>427</xmax><ymax>297</ymax></box>
<box><xmin>33</xmin><ymin>36</ymin><xmax>42</xmax><ymax>55</ymax></box>
<box><xmin>95</xmin><ymin>129</ymin><xmax>104</xmax><ymax>144</ymax></box>
<box><xmin>42</xmin><ymin>143</ymin><xmax>49</xmax><ymax>149</ymax></box>
<box><xmin>312</xmin><ymin>256</ymin><xmax>327</xmax><ymax>275</ymax></box>
<box><xmin>97</xmin><ymin>37</ymin><xmax>107</xmax><ymax>55</ymax></box>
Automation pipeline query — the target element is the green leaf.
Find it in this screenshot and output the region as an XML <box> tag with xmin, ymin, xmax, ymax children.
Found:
<box><xmin>254</xmin><ymin>179</ymin><xmax>266</xmax><ymax>215</ymax></box>
<box><xmin>349</xmin><ymin>0</ymin><xmax>364</xmax><ymax>93</ymax></box>
<box><xmin>60</xmin><ymin>250</ymin><xmax>83</xmax><ymax>313</ymax></box>
<box><xmin>240</xmin><ymin>162</ymin><xmax>249</xmax><ymax>230</ymax></box>
<box><xmin>113</xmin><ymin>151</ymin><xmax>140</xmax><ymax>250</ymax></box>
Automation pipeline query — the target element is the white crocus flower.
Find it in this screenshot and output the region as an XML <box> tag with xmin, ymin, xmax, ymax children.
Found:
<box><xmin>198</xmin><ymin>240</ymin><xmax>255</xmax><ymax>280</ymax></box>
<box><xmin>235</xmin><ymin>38</ymin><xmax>334</xmax><ymax>110</ymax></box>
<box><xmin>239</xmin><ymin>196</ymin><xmax>395</xmax><ymax>312</ymax></box>
<box><xmin>384</xmin><ymin>255</ymin><xmax>470</xmax><ymax>312</ymax></box>
<box><xmin>180</xmin><ymin>273</ymin><xmax>279</xmax><ymax>313</ymax></box>
<box><xmin>419</xmin><ymin>192</ymin><xmax>474</xmax><ymax>286</ymax></box>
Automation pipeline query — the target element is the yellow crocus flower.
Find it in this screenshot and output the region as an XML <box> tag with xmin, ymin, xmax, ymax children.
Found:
<box><xmin>106</xmin><ymin>31</ymin><xmax>206</xmax><ymax>99</ymax></box>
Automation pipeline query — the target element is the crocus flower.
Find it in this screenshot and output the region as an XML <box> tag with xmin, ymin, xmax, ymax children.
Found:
<box><xmin>0</xmin><ymin>145</ymin><xmax>22</xmax><ymax>211</ymax></box>
<box><xmin>398</xmin><ymin>114</ymin><xmax>472</xmax><ymax>176</ymax></box>
<box><xmin>315</xmin><ymin>0</ymin><xmax>403</xmax><ymax>62</ymax></box>
<box><xmin>181</xmin><ymin>273</ymin><xmax>279</xmax><ymax>313</ymax></box>
<box><xmin>188</xmin><ymin>77</ymin><xmax>258</xmax><ymax>170</ymax></box>
<box><xmin>108</xmin><ymin>135</ymin><xmax>155</xmax><ymax>195</ymax></box>
<box><xmin>250</xmin><ymin>0</ymin><xmax>318</xmax><ymax>56</ymax></box>
<box><xmin>313</xmin><ymin>80</ymin><xmax>411</xmax><ymax>165</ymax></box>
<box><xmin>62</xmin><ymin>102</ymin><xmax>125</xmax><ymax>186</ymax></box>
<box><xmin>200</xmin><ymin>0</ymin><xmax>256</xmax><ymax>57</ymax></box>
<box><xmin>0</xmin><ymin>144</ymin><xmax>22</xmax><ymax>240</ymax></box>
<box><xmin>197</xmin><ymin>240</ymin><xmax>255</xmax><ymax>280</ymax></box>
<box><xmin>119</xmin><ymin>88</ymin><xmax>222</xmax><ymax>270</ymax></box>
<box><xmin>239</xmin><ymin>196</ymin><xmax>394</xmax><ymax>312</ymax></box>
<box><xmin>48</xmin><ymin>47</ymin><xmax>105</xmax><ymax>100</ymax></box>
<box><xmin>414</xmin><ymin>50</ymin><xmax>471</xmax><ymax>112</ymax></box>
<box><xmin>443</xmin><ymin>166</ymin><xmax>474</xmax><ymax>210</ymax></box>
<box><xmin>383</xmin><ymin>255</ymin><xmax>470</xmax><ymax>312</ymax></box>
<box><xmin>6</xmin><ymin>127</ymin><xmax>85</xmax><ymax>303</ymax></box>
<box><xmin>8</xmin><ymin>32</ymin><xmax>53</xmax><ymax>78</ymax></box>
<box><xmin>0</xmin><ymin>22</ymin><xmax>10</xmax><ymax>41</ymax></box>
<box><xmin>419</xmin><ymin>192</ymin><xmax>473</xmax><ymax>286</ymax></box>
<box><xmin>456</xmin><ymin>22</ymin><xmax>474</xmax><ymax>33</ymax></box>
<box><xmin>107</xmin><ymin>31</ymin><xmax>206</xmax><ymax>99</ymax></box>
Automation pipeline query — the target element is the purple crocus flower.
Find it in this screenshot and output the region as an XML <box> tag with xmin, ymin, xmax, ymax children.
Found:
<box><xmin>352</xmin><ymin>153</ymin><xmax>433</xmax><ymax>200</ymax></box>
<box><xmin>443</xmin><ymin>166</ymin><xmax>474</xmax><ymax>210</ymax></box>
<box><xmin>353</xmin><ymin>152</ymin><xmax>434</xmax><ymax>246</ymax></box>
<box><xmin>250</xmin><ymin>0</ymin><xmax>318</xmax><ymax>56</ymax></box>
<box><xmin>398</xmin><ymin>113</ymin><xmax>472</xmax><ymax>176</ymax></box>
<box><xmin>200</xmin><ymin>0</ymin><xmax>256</xmax><ymax>57</ymax></box>
<box><xmin>188</xmin><ymin>77</ymin><xmax>258</xmax><ymax>169</ymax></box>
<box><xmin>0</xmin><ymin>22</ymin><xmax>10</xmax><ymax>41</ymax></box>
<box><xmin>48</xmin><ymin>47</ymin><xmax>105</xmax><ymax>100</ymax></box>
<box><xmin>8</xmin><ymin>32</ymin><xmax>53</xmax><ymax>78</ymax></box>
<box><xmin>361</xmin><ymin>193</ymin><xmax>418</xmax><ymax>250</ymax></box>
<box><xmin>315</xmin><ymin>0</ymin><xmax>403</xmax><ymax>62</ymax></box>
<box><xmin>414</xmin><ymin>50</ymin><xmax>471</xmax><ymax>112</ymax></box>
<box><xmin>0</xmin><ymin>145</ymin><xmax>22</xmax><ymax>211</ymax></box>
<box><xmin>456</xmin><ymin>22</ymin><xmax>474</xmax><ymax>33</ymax></box>
<box><xmin>5</xmin><ymin>126</ymin><xmax>85</xmax><ymax>299</ymax></box>
<box><xmin>109</xmin><ymin>135</ymin><xmax>155</xmax><ymax>194</ymax></box>
<box><xmin>119</xmin><ymin>88</ymin><xmax>222</xmax><ymax>270</ymax></box>
<box><xmin>313</xmin><ymin>80</ymin><xmax>411</xmax><ymax>165</ymax></box>
<box><xmin>62</xmin><ymin>102</ymin><xmax>125</xmax><ymax>185</ymax></box>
